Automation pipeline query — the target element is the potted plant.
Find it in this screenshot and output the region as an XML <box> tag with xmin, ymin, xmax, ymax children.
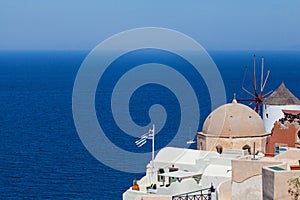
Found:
<box><xmin>132</xmin><ymin>179</ymin><xmax>140</xmax><ymax>191</ymax></box>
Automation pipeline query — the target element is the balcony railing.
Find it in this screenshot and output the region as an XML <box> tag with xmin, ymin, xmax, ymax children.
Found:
<box><xmin>172</xmin><ymin>185</ymin><xmax>215</xmax><ymax>200</ymax></box>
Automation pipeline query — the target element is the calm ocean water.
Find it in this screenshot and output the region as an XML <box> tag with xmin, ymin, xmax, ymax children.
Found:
<box><xmin>0</xmin><ymin>50</ymin><xmax>300</xmax><ymax>199</ymax></box>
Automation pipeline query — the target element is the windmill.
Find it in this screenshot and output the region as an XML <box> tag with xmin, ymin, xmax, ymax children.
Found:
<box><xmin>237</xmin><ymin>55</ymin><xmax>273</xmax><ymax>114</ymax></box>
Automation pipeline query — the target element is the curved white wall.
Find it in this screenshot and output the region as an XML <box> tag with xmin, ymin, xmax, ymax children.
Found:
<box><xmin>263</xmin><ymin>104</ymin><xmax>300</xmax><ymax>133</ymax></box>
<box><xmin>232</xmin><ymin>175</ymin><xmax>262</xmax><ymax>200</ymax></box>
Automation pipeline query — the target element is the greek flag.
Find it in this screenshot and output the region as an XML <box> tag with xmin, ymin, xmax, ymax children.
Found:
<box><xmin>135</xmin><ymin>129</ymin><xmax>153</xmax><ymax>148</ymax></box>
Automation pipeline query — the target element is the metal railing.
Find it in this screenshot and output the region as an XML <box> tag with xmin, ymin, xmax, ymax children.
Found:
<box><xmin>172</xmin><ymin>185</ymin><xmax>215</xmax><ymax>200</ymax></box>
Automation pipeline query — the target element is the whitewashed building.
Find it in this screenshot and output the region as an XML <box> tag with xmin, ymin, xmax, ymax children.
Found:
<box><xmin>122</xmin><ymin>147</ymin><xmax>247</xmax><ymax>200</ymax></box>
<box><xmin>263</xmin><ymin>82</ymin><xmax>300</xmax><ymax>133</ymax></box>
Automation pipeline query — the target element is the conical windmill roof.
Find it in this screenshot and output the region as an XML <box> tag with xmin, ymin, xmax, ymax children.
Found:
<box><xmin>263</xmin><ymin>82</ymin><xmax>300</xmax><ymax>105</ymax></box>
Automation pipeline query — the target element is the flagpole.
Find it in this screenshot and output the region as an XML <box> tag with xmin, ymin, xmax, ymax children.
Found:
<box><xmin>152</xmin><ymin>124</ymin><xmax>155</xmax><ymax>165</ymax></box>
<box><xmin>152</xmin><ymin>124</ymin><xmax>155</xmax><ymax>184</ymax></box>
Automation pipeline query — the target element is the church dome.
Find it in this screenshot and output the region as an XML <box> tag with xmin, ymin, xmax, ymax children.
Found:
<box><xmin>202</xmin><ymin>100</ymin><xmax>267</xmax><ymax>138</ymax></box>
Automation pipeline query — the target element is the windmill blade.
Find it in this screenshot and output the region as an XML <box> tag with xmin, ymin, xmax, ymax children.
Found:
<box><xmin>262</xmin><ymin>90</ymin><xmax>273</xmax><ymax>98</ymax></box>
<box><xmin>239</xmin><ymin>55</ymin><xmax>271</xmax><ymax>115</ymax></box>
<box><xmin>260</xmin><ymin>104</ymin><xmax>263</xmax><ymax>113</ymax></box>
<box><xmin>253</xmin><ymin>55</ymin><xmax>257</xmax><ymax>92</ymax></box>
<box><xmin>255</xmin><ymin>102</ymin><xmax>259</xmax><ymax>112</ymax></box>
<box><xmin>237</xmin><ymin>99</ymin><xmax>256</xmax><ymax>102</ymax></box>
<box><xmin>241</xmin><ymin>68</ymin><xmax>247</xmax><ymax>89</ymax></box>
<box><xmin>256</xmin><ymin>103</ymin><xmax>262</xmax><ymax>115</ymax></box>
<box><xmin>259</xmin><ymin>91</ymin><xmax>263</xmax><ymax>100</ymax></box>
<box><xmin>242</xmin><ymin>86</ymin><xmax>256</xmax><ymax>98</ymax></box>
<box><xmin>262</xmin><ymin>69</ymin><xmax>270</xmax><ymax>91</ymax></box>
<box><xmin>260</xmin><ymin>56</ymin><xmax>264</xmax><ymax>92</ymax></box>
<box><xmin>245</xmin><ymin>66</ymin><xmax>257</xmax><ymax>95</ymax></box>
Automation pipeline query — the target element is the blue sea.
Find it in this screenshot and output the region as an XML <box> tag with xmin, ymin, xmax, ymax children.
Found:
<box><xmin>0</xmin><ymin>50</ymin><xmax>300</xmax><ymax>199</ymax></box>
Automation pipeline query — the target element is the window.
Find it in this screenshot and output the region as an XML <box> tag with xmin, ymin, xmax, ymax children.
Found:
<box><xmin>298</xmin><ymin>131</ymin><xmax>300</xmax><ymax>140</ymax></box>
<box><xmin>274</xmin><ymin>144</ymin><xmax>287</xmax><ymax>156</ymax></box>
<box><xmin>216</xmin><ymin>144</ymin><xmax>223</xmax><ymax>154</ymax></box>
<box><xmin>242</xmin><ymin>145</ymin><xmax>251</xmax><ymax>155</ymax></box>
<box><xmin>157</xmin><ymin>168</ymin><xmax>165</xmax><ymax>182</ymax></box>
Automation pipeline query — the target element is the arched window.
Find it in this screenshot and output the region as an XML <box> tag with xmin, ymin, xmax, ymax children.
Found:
<box><xmin>297</xmin><ymin>131</ymin><xmax>300</xmax><ymax>140</ymax></box>
<box><xmin>242</xmin><ymin>145</ymin><xmax>251</xmax><ymax>155</ymax></box>
<box><xmin>216</xmin><ymin>144</ymin><xmax>223</xmax><ymax>154</ymax></box>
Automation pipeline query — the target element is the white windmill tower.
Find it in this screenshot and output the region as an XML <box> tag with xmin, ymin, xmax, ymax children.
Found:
<box><xmin>263</xmin><ymin>82</ymin><xmax>300</xmax><ymax>133</ymax></box>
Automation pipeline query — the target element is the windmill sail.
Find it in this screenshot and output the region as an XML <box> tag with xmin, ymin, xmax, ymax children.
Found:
<box><xmin>237</xmin><ymin>55</ymin><xmax>272</xmax><ymax>114</ymax></box>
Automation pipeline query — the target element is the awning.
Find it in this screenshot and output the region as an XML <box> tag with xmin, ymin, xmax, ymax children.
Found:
<box><xmin>159</xmin><ymin>170</ymin><xmax>201</xmax><ymax>179</ymax></box>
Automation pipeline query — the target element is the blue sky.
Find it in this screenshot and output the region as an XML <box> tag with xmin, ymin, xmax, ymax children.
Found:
<box><xmin>1</xmin><ymin>0</ymin><xmax>300</xmax><ymax>50</ymax></box>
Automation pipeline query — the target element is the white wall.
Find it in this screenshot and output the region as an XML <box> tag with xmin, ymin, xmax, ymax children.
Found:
<box><xmin>263</xmin><ymin>104</ymin><xmax>300</xmax><ymax>133</ymax></box>
<box><xmin>123</xmin><ymin>190</ymin><xmax>147</xmax><ymax>200</ymax></box>
<box><xmin>232</xmin><ymin>175</ymin><xmax>263</xmax><ymax>200</ymax></box>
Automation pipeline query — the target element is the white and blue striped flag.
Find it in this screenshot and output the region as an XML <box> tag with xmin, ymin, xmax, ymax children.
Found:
<box><xmin>135</xmin><ymin>128</ymin><xmax>154</xmax><ymax>148</ymax></box>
